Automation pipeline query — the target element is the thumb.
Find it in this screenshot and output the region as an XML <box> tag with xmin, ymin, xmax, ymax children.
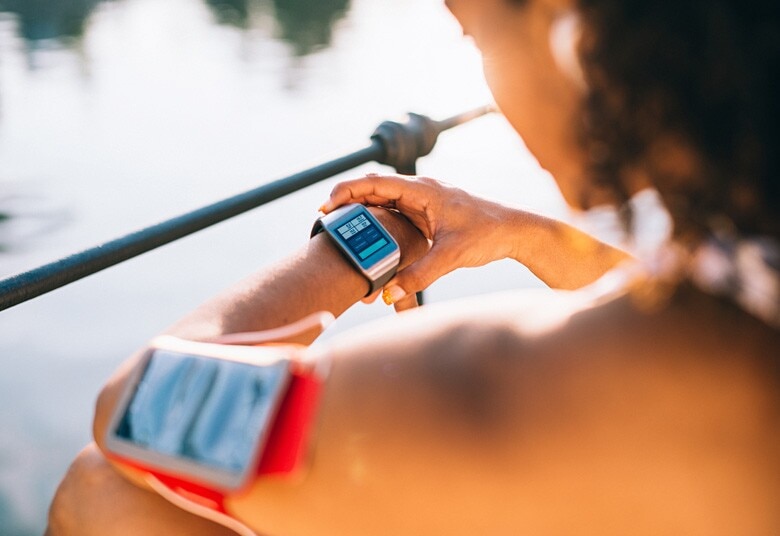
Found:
<box><xmin>381</xmin><ymin>247</ymin><xmax>455</xmax><ymax>310</ymax></box>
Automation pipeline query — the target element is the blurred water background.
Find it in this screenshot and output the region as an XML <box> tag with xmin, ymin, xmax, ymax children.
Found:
<box><xmin>0</xmin><ymin>0</ymin><xmax>587</xmax><ymax>533</ymax></box>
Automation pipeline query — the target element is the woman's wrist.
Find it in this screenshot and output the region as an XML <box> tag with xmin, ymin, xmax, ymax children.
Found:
<box><xmin>502</xmin><ymin>208</ymin><xmax>547</xmax><ymax>266</ymax></box>
<box><xmin>497</xmin><ymin>207</ymin><xmax>632</xmax><ymax>289</ymax></box>
<box><xmin>488</xmin><ymin>203</ymin><xmax>536</xmax><ymax>264</ymax></box>
<box><xmin>166</xmin><ymin>208</ymin><xmax>427</xmax><ymax>341</ymax></box>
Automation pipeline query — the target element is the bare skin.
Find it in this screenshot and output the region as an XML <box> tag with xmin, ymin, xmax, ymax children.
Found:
<box><xmin>47</xmin><ymin>208</ymin><xmax>430</xmax><ymax>535</ymax></box>
<box><xmin>47</xmin><ymin>0</ymin><xmax>780</xmax><ymax>534</ymax></box>
<box><xmin>50</xmin><ymin>262</ymin><xmax>780</xmax><ymax>535</ymax></box>
<box><xmin>321</xmin><ymin>173</ymin><xmax>631</xmax><ymax>308</ymax></box>
<box><xmin>227</xmin><ymin>288</ymin><xmax>780</xmax><ymax>536</ymax></box>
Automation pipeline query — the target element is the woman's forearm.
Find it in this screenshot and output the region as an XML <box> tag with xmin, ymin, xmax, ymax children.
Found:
<box><xmin>497</xmin><ymin>207</ymin><xmax>632</xmax><ymax>290</ymax></box>
<box><xmin>92</xmin><ymin>208</ymin><xmax>427</xmax><ymax>464</ymax></box>
<box><xmin>163</xmin><ymin>208</ymin><xmax>428</xmax><ymax>344</ymax></box>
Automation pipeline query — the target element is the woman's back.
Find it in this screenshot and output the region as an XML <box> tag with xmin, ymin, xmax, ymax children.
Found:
<box><xmin>480</xmin><ymin>282</ymin><xmax>780</xmax><ymax>534</ymax></box>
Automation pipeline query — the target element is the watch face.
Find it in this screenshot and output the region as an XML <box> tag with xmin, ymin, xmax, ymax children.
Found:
<box><xmin>328</xmin><ymin>207</ymin><xmax>398</xmax><ymax>270</ymax></box>
<box><xmin>336</xmin><ymin>213</ymin><xmax>389</xmax><ymax>260</ymax></box>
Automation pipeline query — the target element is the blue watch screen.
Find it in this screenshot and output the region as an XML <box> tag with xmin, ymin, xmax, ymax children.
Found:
<box><xmin>337</xmin><ymin>213</ymin><xmax>389</xmax><ymax>260</ymax></box>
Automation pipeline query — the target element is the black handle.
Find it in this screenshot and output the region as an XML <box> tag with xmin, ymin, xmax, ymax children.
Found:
<box><xmin>0</xmin><ymin>105</ymin><xmax>495</xmax><ymax>312</ymax></box>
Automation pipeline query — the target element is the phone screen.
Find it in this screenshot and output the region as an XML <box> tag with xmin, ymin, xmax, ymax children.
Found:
<box><xmin>113</xmin><ymin>349</ymin><xmax>288</xmax><ymax>474</ymax></box>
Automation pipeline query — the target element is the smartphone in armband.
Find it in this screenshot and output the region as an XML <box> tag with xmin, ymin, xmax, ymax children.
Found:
<box><xmin>103</xmin><ymin>335</ymin><xmax>325</xmax><ymax>513</ymax></box>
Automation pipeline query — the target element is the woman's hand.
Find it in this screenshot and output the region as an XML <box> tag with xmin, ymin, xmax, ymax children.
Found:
<box><xmin>321</xmin><ymin>174</ymin><xmax>513</xmax><ymax>311</ymax></box>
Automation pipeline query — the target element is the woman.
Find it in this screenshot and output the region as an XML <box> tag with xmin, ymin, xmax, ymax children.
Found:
<box><xmin>48</xmin><ymin>0</ymin><xmax>779</xmax><ymax>534</ymax></box>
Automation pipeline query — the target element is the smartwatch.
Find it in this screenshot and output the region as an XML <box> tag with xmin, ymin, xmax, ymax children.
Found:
<box><xmin>311</xmin><ymin>204</ymin><xmax>400</xmax><ymax>295</ymax></box>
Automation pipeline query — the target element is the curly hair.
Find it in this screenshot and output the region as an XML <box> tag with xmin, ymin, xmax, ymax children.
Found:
<box><xmin>574</xmin><ymin>0</ymin><xmax>780</xmax><ymax>239</ymax></box>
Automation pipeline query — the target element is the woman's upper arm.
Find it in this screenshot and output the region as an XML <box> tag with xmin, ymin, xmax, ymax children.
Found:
<box><xmin>225</xmin><ymin>309</ymin><xmax>548</xmax><ymax>535</ymax></box>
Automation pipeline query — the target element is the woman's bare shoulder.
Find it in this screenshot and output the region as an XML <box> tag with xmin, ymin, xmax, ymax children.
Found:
<box><xmin>318</xmin><ymin>281</ymin><xmax>779</xmax><ymax>409</ymax></box>
<box><xmin>305</xmin><ymin>284</ymin><xmax>779</xmax><ymax>532</ymax></box>
<box><xmin>320</xmin><ymin>285</ymin><xmax>602</xmax><ymax>355</ymax></box>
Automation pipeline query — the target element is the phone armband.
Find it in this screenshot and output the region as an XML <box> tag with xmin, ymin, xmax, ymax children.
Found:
<box><xmin>103</xmin><ymin>316</ymin><xmax>330</xmax><ymax>517</ymax></box>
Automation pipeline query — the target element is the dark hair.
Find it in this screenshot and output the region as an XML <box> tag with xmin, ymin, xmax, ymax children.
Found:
<box><xmin>575</xmin><ymin>0</ymin><xmax>780</xmax><ymax>239</ymax></box>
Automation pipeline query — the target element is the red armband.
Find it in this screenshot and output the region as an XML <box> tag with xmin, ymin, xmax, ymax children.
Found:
<box><xmin>103</xmin><ymin>313</ymin><xmax>331</xmax><ymax>523</ymax></box>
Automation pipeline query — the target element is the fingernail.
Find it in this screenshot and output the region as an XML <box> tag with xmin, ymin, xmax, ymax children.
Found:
<box><xmin>319</xmin><ymin>201</ymin><xmax>333</xmax><ymax>213</ymax></box>
<box><xmin>382</xmin><ymin>285</ymin><xmax>406</xmax><ymax>305</ymax></box>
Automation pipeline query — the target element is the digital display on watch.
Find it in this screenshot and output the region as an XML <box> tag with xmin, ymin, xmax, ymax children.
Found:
<box><xmin>336</xmin><ymin>214</ymin><xmax>389</xmax><ymax>260</ymax></box>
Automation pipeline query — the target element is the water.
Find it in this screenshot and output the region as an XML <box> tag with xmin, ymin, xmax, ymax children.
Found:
<box><xmin>0</xmin><ymin>0</ymin><xmax>568</xmax><ymax>533</ymax></box>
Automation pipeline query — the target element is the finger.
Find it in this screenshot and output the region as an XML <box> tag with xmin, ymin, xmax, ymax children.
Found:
<box><xmin>322</xmin><ymin>175</ymin><xmax>430</xmax><ymax>214</ymax></box>
<box><xmin>381</xmin><ymin>245</ymin><xmax>457</xmax><ymax>306</ymax></box>
<box><xmin>396</xmin><ymin>245</ymin><xmax>458</xmax><ymax>296</ymax></box>
<box><xmin>393</xmin><ymin>292</ymin><xmax>419</xmax><ymax>312</ymax></box>
<box><xmin>320</xmin><ymin>177</ymin><xmax>393</xmax><ymax>212</ymax></box>
<box><xmin>323</xmin><ymin>176</ymin><xmax>443</xmax><ymax>241</ymax></box>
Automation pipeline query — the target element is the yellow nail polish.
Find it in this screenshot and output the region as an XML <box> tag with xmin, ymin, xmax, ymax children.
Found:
<box><xmin>382</xmin><ymin>288</ymin><xmax>394</xmax><ymax>305</ymax></box>
<box><xmin>382</xmin><ymin>286</ymin><xmax>406</xmax><ymax>305</ymax></box>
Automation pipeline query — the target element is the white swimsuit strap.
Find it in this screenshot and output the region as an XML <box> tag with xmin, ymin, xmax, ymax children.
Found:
<box><xmin>688</xmin><ymin>232</ymin><xmax>780</xmax><ymax>329</ymax></box>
